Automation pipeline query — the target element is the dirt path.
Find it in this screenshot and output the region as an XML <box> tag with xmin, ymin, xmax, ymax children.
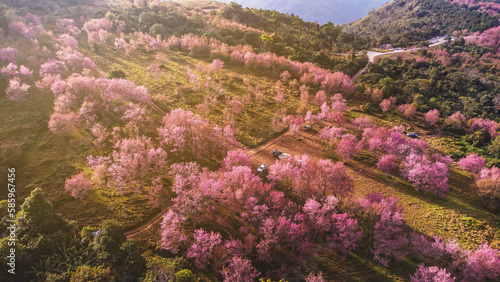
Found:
<box><xmin>248</xmin><ymin>127</ymin><xmax>327</xmax><ymax>168</ymax></box>
<box><xmin>352</xmin><ymin>66</ymin><xmax>367</xmax><ymax>81</ymax></box>
<box><xmin>125</xmin><ymin>209</ymin><xmax>167</xmax><ymax>239</ymax></box>
<box><xmin>126</xmin><ymin>128</ymin><xmax>328</xmax><ymax>239</ymax></box>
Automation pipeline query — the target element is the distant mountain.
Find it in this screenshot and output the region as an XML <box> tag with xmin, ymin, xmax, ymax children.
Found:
<box><xmin>218</xmin><ymin>0</ymin><xmax>390</xmax><ymax>24</ymax></box>
<box><xmin>344</xmin><ymin>0</ymin><xmax>499</xmax><ymax>44</ymax></box>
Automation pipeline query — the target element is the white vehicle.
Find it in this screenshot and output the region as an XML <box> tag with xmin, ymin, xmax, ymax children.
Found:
<box><xmin>278</xmin><ymin>153</ymin><xmax>290</xmax><ymax>160</ymax></box>
<box><xmin>257</xmin><ymin>164</ymin><xmax>268</xmax><ymax>172</ymax></box>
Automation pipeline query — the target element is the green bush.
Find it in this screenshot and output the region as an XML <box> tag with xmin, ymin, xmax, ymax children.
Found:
<box><xmin>108</xmin><ymin>69</ymin><xmax>126</xmax><ymax>79</ymax></box>
<box><xmin>175</xmin><ymin>269</ymin><xmax>196</xmax><ymax>282</ymax></box>
<box><xmin>70</xmin><ymin>265</ymin><xmax>114</xmax><ymax>282</ymax></box>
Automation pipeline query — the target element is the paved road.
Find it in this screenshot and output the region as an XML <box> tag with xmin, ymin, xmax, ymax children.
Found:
<box><xmin>367</xmin><ymin>38</ymin><xmax>450</xmax><ymax>63</ymax></box>
<box><xmin>353</xmin><ymin>37</ymin><xmax>451</xmax><ymax>80</ymax></box>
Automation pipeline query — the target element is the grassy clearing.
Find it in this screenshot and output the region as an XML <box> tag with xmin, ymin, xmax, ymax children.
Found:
<box><xmin>339</xmin><ymin>107</ymin><xmax>500</xmax><ymax>249</ymax></box>
<box><xmin>346</xmin><ymin>156</ymin><xmax>500</xmax><ymax>250</ymax></box>
<box><xmin>0</xmin><ymin>86</ymin><xmax>155</xmax><ymax>229</ymax></box>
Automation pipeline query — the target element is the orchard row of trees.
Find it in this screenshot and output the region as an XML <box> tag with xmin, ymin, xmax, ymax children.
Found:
<box><xmin>112</xmin><ymin>29</ymin><xmax>356</xmax><ymax>95</ymax></box>
<box><xmin>105</xmin><ymin>0</ymin><xmax>369</xmax><ymax>76</ymax></box>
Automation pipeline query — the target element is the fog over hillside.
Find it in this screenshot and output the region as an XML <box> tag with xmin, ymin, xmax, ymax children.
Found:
<box><xmin>218</xmin><ymin>0</ymin><xmax>391</xmax><ymax>24</ymax></box>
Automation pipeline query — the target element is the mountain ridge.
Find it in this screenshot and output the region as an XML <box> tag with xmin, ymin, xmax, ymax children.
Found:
<box><xmin>218</xmin><ymin>0</ymin><xmax>390</xmax><ymax>24</ymax></box>
<box><xmin>344</xmin><ymin>0</ymin><xmax>499</xmax><ymax>44</ymax></box>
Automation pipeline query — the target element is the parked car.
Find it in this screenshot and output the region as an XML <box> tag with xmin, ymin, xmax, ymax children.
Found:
<box><xmin>407</xmin><ymin>132</ymin><xmax>419</xmax><ymax>139</ymax></box>
<box><xmin>303</xmin><ymin>125</ymin><xmax>312</xmax><ymax>131</ymax></box>
<box><xmin>257</xmin><ymin>164</ymin><xmax>268</xmax><ymax>172</ymax></box>
<box><xmin>272</xmin><ymin>149</ymin><xmax>283</xmax><ymax>157</ymax></box>
<box><xmin>279</xmin><ymin>153</ymin><xmax>290</xmax><ymax>160</ymax></box>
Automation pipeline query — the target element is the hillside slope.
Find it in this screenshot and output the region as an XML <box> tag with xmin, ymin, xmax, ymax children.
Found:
<box><xmin>1</xmin><ymin>0</ymin><xmax>500</xmax><ymax>281</ymax></box>
<box><xmin>344</xmin><ymin>0</ymin><xmax>498</xmax><ymax>44</ymax></box>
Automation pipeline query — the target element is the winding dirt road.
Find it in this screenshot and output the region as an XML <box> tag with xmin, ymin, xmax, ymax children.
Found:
<box><xmin>125</xmin><ymin>209</ymin><xmax>167</xmax><ymax>238</ymax></box>
<box><xmin>126</xmin><ymin>128</ymin><xmax>329</xmax><ymax>239</ymax></box>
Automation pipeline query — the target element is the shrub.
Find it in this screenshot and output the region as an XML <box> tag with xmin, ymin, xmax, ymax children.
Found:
<box><xmin>175</xmin><ymin>269</ymin><xmax>196</xmax><ymax>282</ymax></box>
<box><xmin>108</xmin><ymin>69</ymin><xmax>126</xmax><ymax>79</ymax></box>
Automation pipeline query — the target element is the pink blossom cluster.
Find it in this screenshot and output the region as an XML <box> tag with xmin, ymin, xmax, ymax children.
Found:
<box><xmin>9</xmin><ymin>21</ymin><xmax>39</xmax><ymax>39</ymax></box>
<box><xmin>58</xmin><ymin>34</ymin><xmax>79</xmax><ymax>49</ymax></box>
<box><xmin>466</xmin><ymin>26</ymin><xmax>500</xmax><ymax>52</ymax></box>
<box><xmin>319</xmin><ymin>126</ymin><xmax>344</xmax><ymax>142</ymax></box>
<box><xmin>357</xmin><ymin>192</ymin><xmax>500</xmax><ymax>278</ymax></box>
<box><xmin>445</xmin><ymin>111</ymin><xmax>468</xmax><ymax>129</ymax></box>
<box><xmin>363</xmin><ymin>126</ymin><xmax>428</xmax><ymax>157</ymax></box>
<box><xmin>55</xmin><ymin>18</ymin><xmax>81</xmax><ymax>36</ymax></box>
<box><xmin>6</xmin><ymin>78</ymin><xmax>30</xmax><ymax>101</ymax></box>
<box><xmin>221</xmin><ymin>257</ymin><xmax>260</xmax><ymax>282</ymax></box>
<box><xmin>330</xmin><ymin>93</ymin><xmax>349</xmax><ymax>112</ymax></box>
<box><xmin>65</xmin><ymin>136</ymin><xmax>168</xmax><ymax>205</ymax></box>
<box><xmin>402</xmin><ymin>153</ymin><xmax>449</xmax><ymax>197</ymax></box>
<box><xmin>280</xmin><ymin>70</ymin><xmax>291</xmax><ymax>83</ymax></box>
<box><xmin>165</xmin><ymin>33</ymin><xmax>355</xmax><ymax>94</ymax></box>
<box><xmin>359</xmin><ymin>194</ymin><xmax>409</xmax><ymax>266</ymax></box>
<box><xmin>82</xmin><ymin>18</ymin><xmax>113</xmax><ymax>44</ymax></box>
<box><xmin>425</xmin><ymin>109</ymin><xmax>440</xmax><ymax>126</ymax></box>
<box><xmin>157</xmin><ymin>108</ymin><xmax>240</xmax><ymax>160</ymax></box>
<box><xmin>447</xmin><ymin>0</ymin><xmax>500</xmax><ymax>16</ymax></box>
<box><xmin>228</xmin><ymin>97</ymin><xmax>244</xmax><ymax>114</ymax></box>
<box><xmin>468</xmin><ymin>117</ymin><xmax>498</xmax><ymax>138</ymax></box>
<box><xmin>268</xmin><ymin>154</ymin><xmax>353</xmax><ymax>199</ymax></box>
<box><xmin>411</xmin><ymin>232</ymin><xmax>500</xmax><ymax>280</ymax></box>
<box><xmin>377</xmin><ymin>154</ymin><xmax>399</xmax><ymax>173</ymax></box>
<box><xmin>432</xmin><ymin>49</ymin><xmax>452</xmax><ymax>67</ymax></box>
<box><xmin>476</xmin><ymin>167</ymin><xmax>500</xmax><ymax>210</ymax></box>
<box><xmin>39</xmin><ymin>59</ymin><xmax>68</xmax><ymax>77</ymax></box>
<box><xmin>336</xmin><ymin>134</ymin><xmax>362</xmax><ymax>161</ymax></box>
<box><xmin>25</xmin><ymin>13</ymin><xmax>41</xmax><ymax>25</ymax></box>
<box><xmin>1</xmin><ymin>63</ymin><xmax>33</xmax><ymax>81</ymax></box>
<box><xmin>397</xmin><ymin>103</ymin><xmax>417</xmax><ymax>119</ymax></box>
<box><xmin>457</xmin><ymin>154</ymin><xmax>487</xmax><ymax>174</ymax></box>
<box><xmin>410</xmin><ymin>264</ymin><xmax>455</xmax><ymax>282</ymax></box>
<box><xmin>0</xmin><ymin>47</ymin><xmax>19</xmax><ymax>63</ymax></box>
<box><xmin>380</xmin><ymin>96</ymin><xmax>397</xmax><ymax>112</ymax></box>
<box><xmin>64</xmin><ymin>172</ymin><xmax>93</xmax><ymax>199</ymax></box>
<box><xmin>158</xmin><ymin>152</ymin><xmax>361</xmax><ymax>276</ymax></box>
<box><xmin>48</xmin><ymin>75</ymin><xmax>152</xmax><ymax>135</ymax></box>
<box><xmin>207</xmin><ymin>14</ymin><xmax>266</xmax><ymax>35</ymax></box>
<box><xmin>352</xmin><ymin>116</ymin><xmax>374</xmax><ymax>129</ymax></box>
<box><xmin>208</xmin><ymin>59</ymin><xmax>224</xmax><ymax>73</ymax></box>
<box><xmin>56</xmin><ymin>47</ymin><xmax>95</xmax><ymax>71</ymax></box>
<box><xmin>187</xmin><ymin>229</ymin><xmax>222</xmax><ymax>268</ymax></box>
